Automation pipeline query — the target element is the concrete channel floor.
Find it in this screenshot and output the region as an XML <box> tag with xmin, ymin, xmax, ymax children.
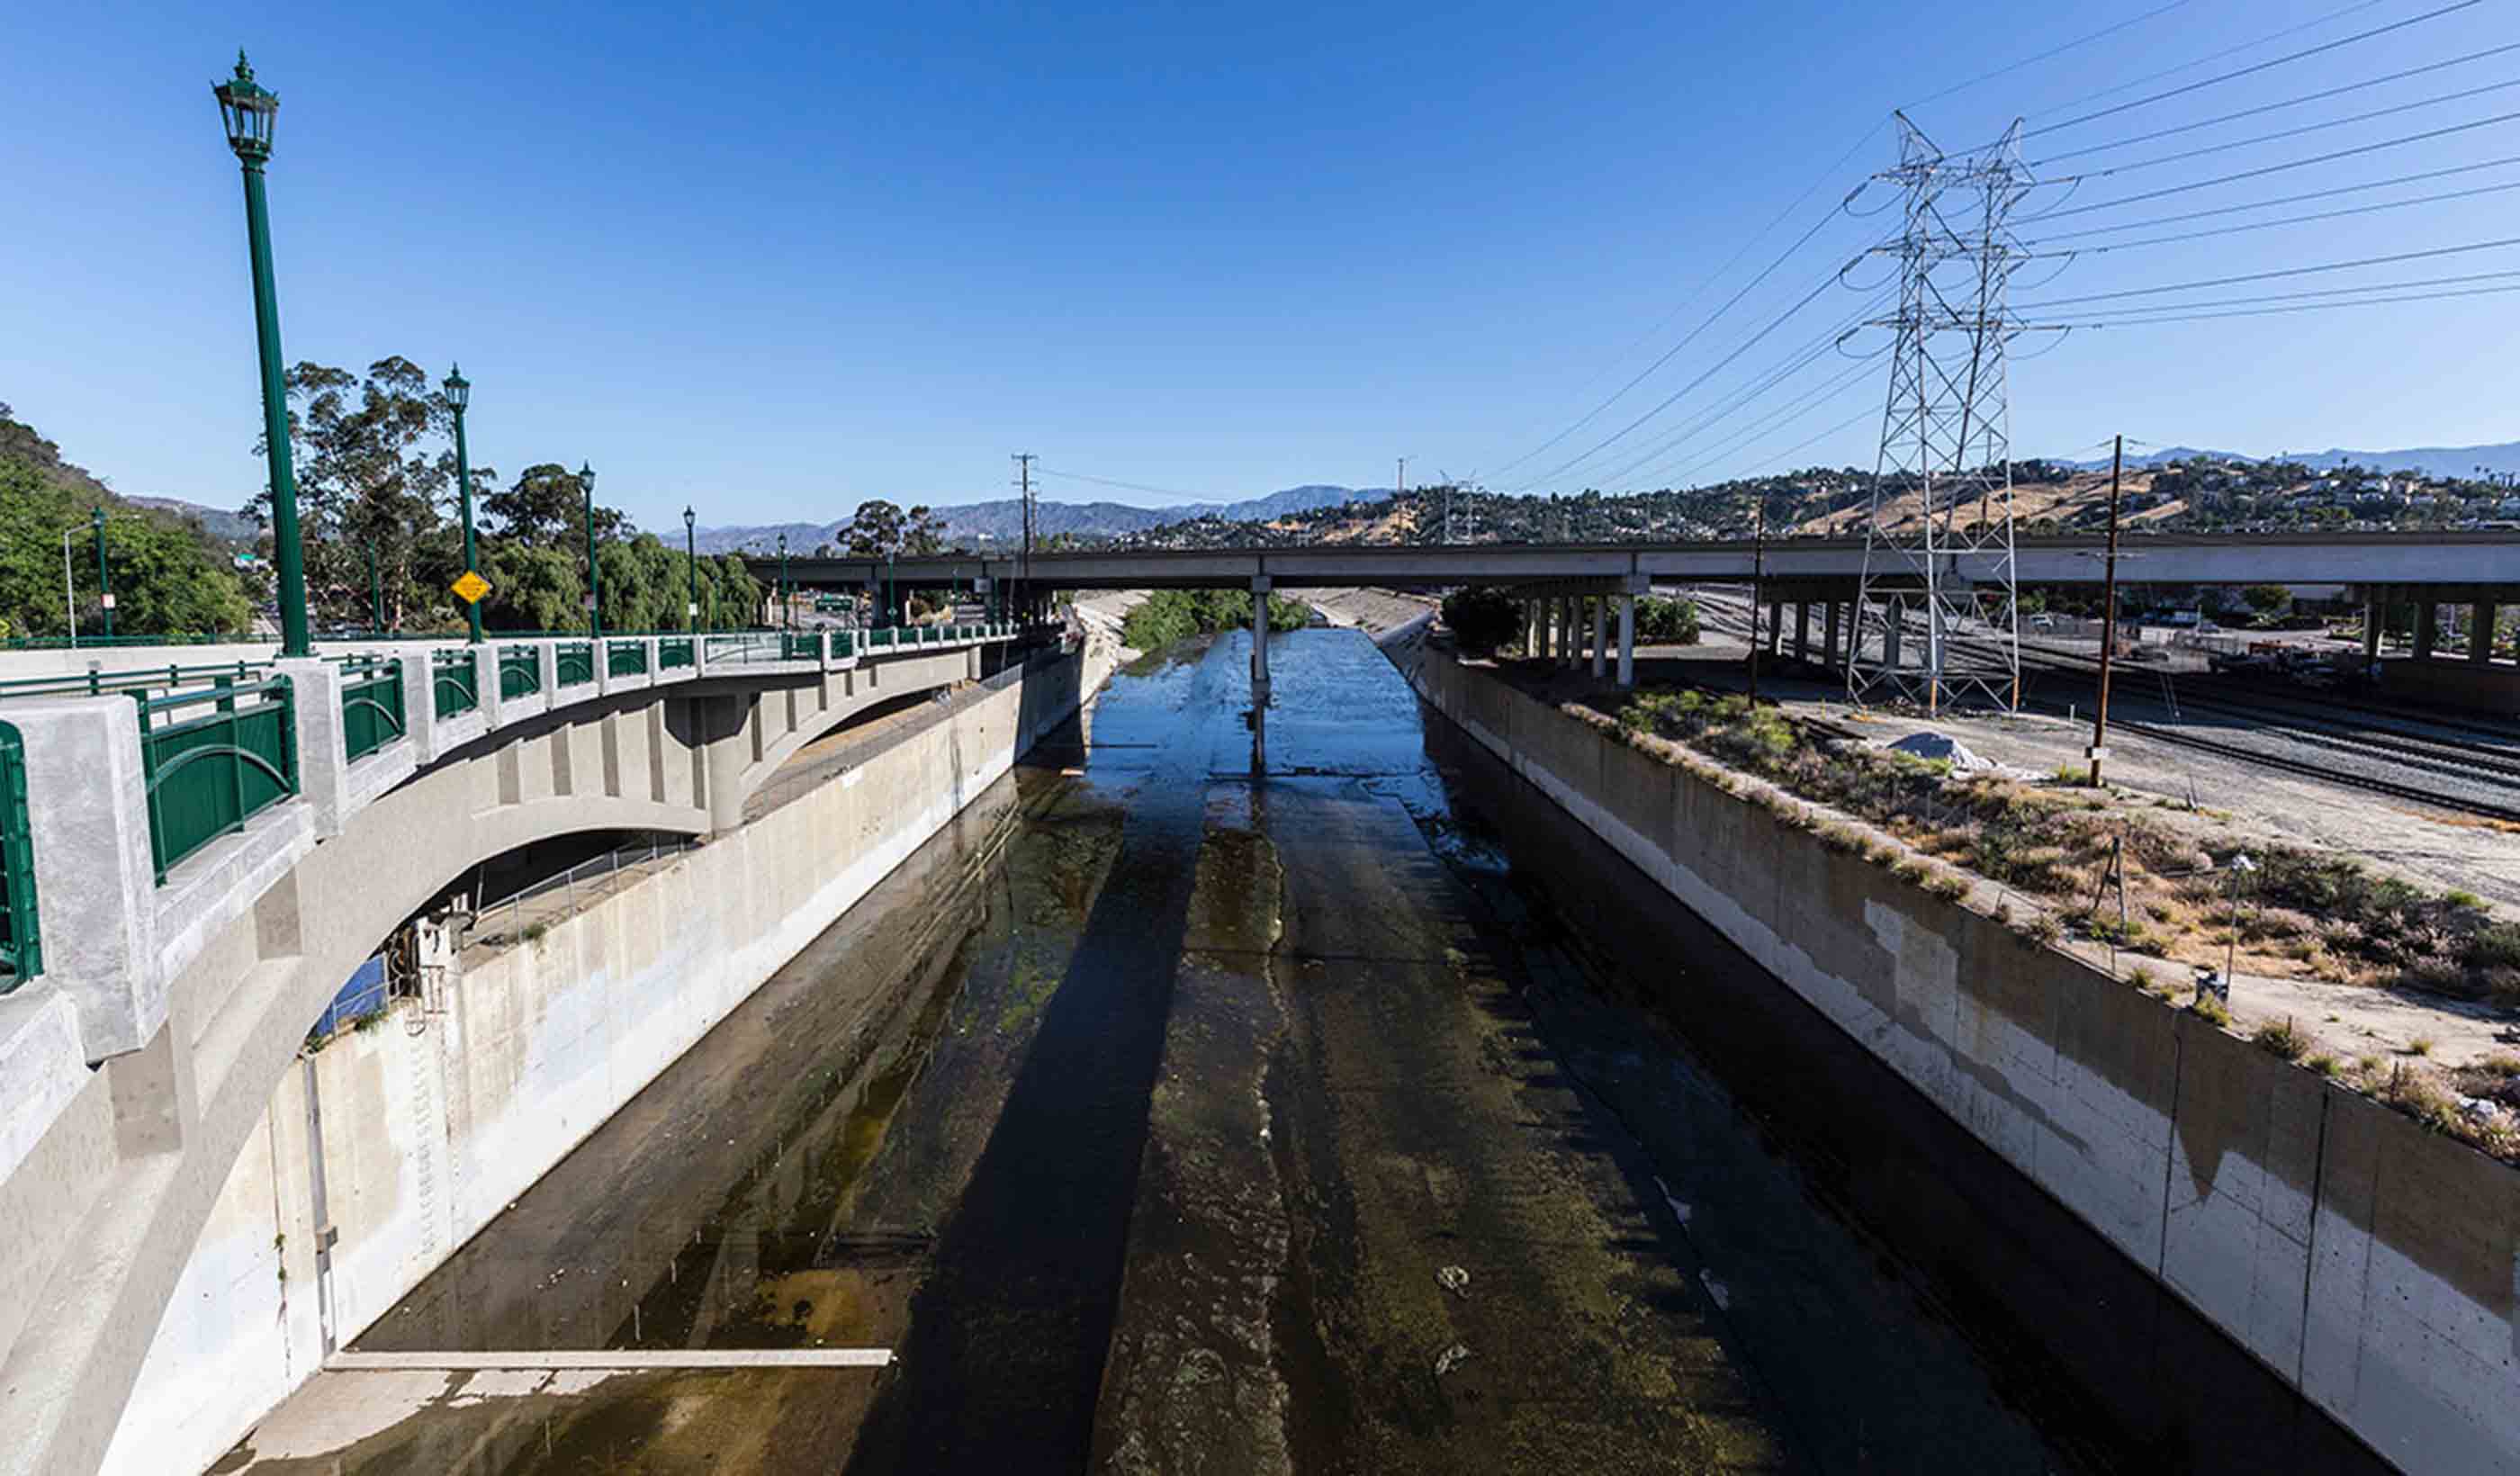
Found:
<box><xmin>214</xmin><ymin>626</ymin><xmax>2084</xmax><ymax>1474</ymax></box>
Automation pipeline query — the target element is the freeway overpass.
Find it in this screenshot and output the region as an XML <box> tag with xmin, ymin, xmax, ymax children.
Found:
<box><xmin>752</xmin><ymin>530</ymin><xmax>2520</xmax><ymax>596</ymax></box>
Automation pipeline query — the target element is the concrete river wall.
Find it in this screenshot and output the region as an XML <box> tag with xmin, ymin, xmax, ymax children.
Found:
<box><xmin>1397</xmin><ymin>645</ymin><xmax>2516</xmax><ymax>1476</ymax></box>
<box><xmin>101</xmin><ymin>646</ymin><xmax>1110</xmax><ymax>1476</ymax></box>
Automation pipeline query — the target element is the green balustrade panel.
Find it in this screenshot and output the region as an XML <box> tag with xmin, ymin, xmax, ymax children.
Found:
<box><xmin>556</xmin><ymin>642</ymin><xmax>596</xmax><ymax>688</ymax></box>
<box><xmin>133</xmin><ymin>676</ymin><xmax>298</xmax><ymax>882</ymax></box>
<box><xmin>431</xmin><ymin>650</ymin><xmax>480</xmax><ymax>719</ymax></box>
<box><xmin>832</xmin><ymin>631</ymin><xmax>856</xmax><ymax>658</ymax></box>
<box><xmin>338</xmin><ymin>657</ymin><xmax>406</xmax><ymax>763</ymax></box>
<box><xmin>782</xmin><ymin>633</ymin><xmax>820</xmax><ymax>662</ymax></box>
<box><xmin>500</xmin><ymin>644</ymin><xmax>542</xmax><ymax>699</ymax></box>
<box><xmin>608</xmin><ymin>639</ymin><xmax>650</xmax><ymax>677</ymax></box>
<box><xmin>869</xmin><ymin>628</ymin><xmax>896</xmax><ymax>649</ymax></box>
<box><xmin>0</xmin><ymin>722</ymin><xmax>38</xmax><ymax>989</ymax></box>
<box><xmin>0</xmin><ymin>661</ymin><xmax>270</xmax><ymax>706</ymax></box>
<box><xmin>660</xmin><ymin>637</ymin><xmax>695</xmax><ymax>670</ymax></box>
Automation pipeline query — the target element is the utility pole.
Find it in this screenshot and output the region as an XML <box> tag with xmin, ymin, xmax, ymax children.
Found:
<box><xmin>1013</xmin><ymin>452</ymin><xmax>1037</xmax><ymax>608</ymax></box>
<box><xmin>93</xmin><ymin>508</ymin><xmax>113</xmax><ymax>639</ymax></box>
<box><xmin>2089</xmin><ymin>434</ymin><xmax>2126</xmax><ymax>788</ymax></box>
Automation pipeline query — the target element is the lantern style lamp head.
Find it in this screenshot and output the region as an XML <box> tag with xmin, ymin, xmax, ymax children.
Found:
<box><xmin>579</xmin><ymin>462</ymin><xmax>596</xmax><ymax>494</ymax></box>
<box><xmin>778</xmin><ymin>532</ymin><xmax>788</xmax><ymax>554</ymax></box>
<box><xmin>684</xmin><ymin>506</ymin><xmax>695</xmax><ymax>531</ymax></box>
<box><xmin>443</xmin><ymin>364</ymin><xmax>470</xmax><ymax>413</ymax></box>
<box><xmin>213</xmin><ymin>52</ymin><xmax>278</xmax><ymax>164</ymax></box>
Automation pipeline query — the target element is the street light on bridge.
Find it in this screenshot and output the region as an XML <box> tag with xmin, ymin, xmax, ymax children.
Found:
<box><xmin>581</xmin><ymin>462</ymin><xmax>602</xmax><ymax>640</ymax></box>
<box><xmin>778</xmin><ymin>532</ymin><xmax>789</xmax><ymax>630</ymax></box>
<box><xmin>213</xmin><ymin>52</ymin><xmax>311</xmax><ymax>658</ymax></box>
<box><xmin>684</xmin><ymin>506</ymin><xmax>699</xmax><ymax>632</ymax></box>
<box><xmin>445</xmin><ymin>365</ymin><xmax>482</xmax><ymax>643</ymax></box>
<box><xmin>92</xmin><ymin>508</ymin><xmax>112</xmax><ymax>639</ymax></box>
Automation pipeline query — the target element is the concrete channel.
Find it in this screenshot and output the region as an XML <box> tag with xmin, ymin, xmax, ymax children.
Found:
<box><xmin>208</xmin><ymin>624</ymin><xmax>2388</xmax><ymax>1472</ymax></box>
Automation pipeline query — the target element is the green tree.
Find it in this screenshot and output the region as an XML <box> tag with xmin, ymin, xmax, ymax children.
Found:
<box><xmin>846</xmin><ymin>499</ymin><xmax>904</xmax><ymax>555</ymax></box>
<box><xmin>483</xmin><ymin>463</ymin><xmax>616</xmax><ymax>550</ymax></box>
<box><xmin>1440</xmin><ymin>587</ymin><xmax>1525</xmax><ymax>656</ymax></box>
<box><xmin>254</xmin><ymin>357</ymin><xmax>478</xmax><ymax>630</ymax></box>
<box><xmin>0</xmin><ymin>456</ymin><xmax>253</xmax><ymax>639</ymax></box>
<box><xmin>2241</xmin><ymin>584</ymin><xmax>2294</xmax><ymax>623</ymax></box>
<box><xmin>1635</xmin><ymin>596</ymin><xmax>1700</xmax><ymax>644</ymax></box>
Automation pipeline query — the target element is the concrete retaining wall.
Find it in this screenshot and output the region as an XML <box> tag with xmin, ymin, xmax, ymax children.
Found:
<box><xmin>1398</xmin><ymin>650</ymin><xmax>2517</xmax><ymax>1476</ymax></box>
<box><xmin>98</xmin><ymin>648</ymin><xmax>1108</xmax><ymax>1476</ymax></box>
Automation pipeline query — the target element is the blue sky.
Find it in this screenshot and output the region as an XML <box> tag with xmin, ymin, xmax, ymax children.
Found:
<box><xmin>7</xmin><ymin>0</ymin><xmax>2517</xmax><ymax>530</ymax></box>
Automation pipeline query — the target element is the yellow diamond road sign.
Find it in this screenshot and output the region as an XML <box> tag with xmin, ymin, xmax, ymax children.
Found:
<box><xmin>451</xmin><ymin>572</ymin><xmax>490</xmax><ymax>604</ymax></box>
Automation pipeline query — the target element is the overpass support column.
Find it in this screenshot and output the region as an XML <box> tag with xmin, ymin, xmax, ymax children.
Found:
<box><xmin>1589</xmin><ymin>596</ymin><xmax>1607</xmax><ymax>680</ymax></box>
<box><xmin>1768</xmin><ymin>603</ymin><xmax>1785</xmax><ymax>656</ymax></box>
<box><xmin>702</xmin><ymin>692</ymin><xmax>752</xmax><ymax>832</ymax></box>
<box><xmin>1562</xmin><ymin>597</ymin><xmax>1580</xmax><ymax>667</ymax></box>
<box><xmin>2471</xmin><ymin>601</ymin><xmax>2498</xmax><ymax>663</ymax></box>
<box><xmin>1794</xmin><ymin>603</ymin><xmax>1812</xmax><ymax>662</ymax></box>
<box><xmin>1250</xmin><ymin>575</ymin><xmax>1272</xmax><ymax>705</ymax></box>
<box><xmin>1617</xmin><ymin>583</ymin><xmax>1639</xmax><ymax>688</ymax></box>
<box><xmin>2414</xmin><ymin>599</ymin><xmax>2438</xmax><ymax>660</ymax></box>
<box><xmin>1883</xmin><ymin>607</ymin><xmax>1903</xmax><ymax>670</ymax></box>
<box><xmin>2364</xmin><ymin>592</ymin><xmax>2384</xmax><ymax>664</ymax></box>
<box><xmin>1823</xmin><ymin>601</ymin><xmax>1842</xmax><ymax>668</ymax></box>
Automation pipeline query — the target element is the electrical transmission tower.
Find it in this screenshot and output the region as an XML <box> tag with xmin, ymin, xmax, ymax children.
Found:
<box><xmin>1849</xmin><ymin>112</ymin><xmax>2031</xmax><ymax>714</ymax></box>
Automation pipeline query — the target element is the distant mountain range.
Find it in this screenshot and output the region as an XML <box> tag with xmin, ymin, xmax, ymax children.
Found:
<box><xmin>2062</xmin><ymin>439</ymin><xmax>2520</xmax><ymax>480</ymax></box>
<box><xmin>693</xmin><ymin>483</ymin><xmax>1379</xmax><ymax>554</ymax></box>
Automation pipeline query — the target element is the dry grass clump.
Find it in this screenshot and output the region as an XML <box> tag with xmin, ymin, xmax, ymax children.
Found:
<box><xmin>2251</xmin><ymin>1017</ymin><xmax>2311</xmax><ymax>1062</ymax></box>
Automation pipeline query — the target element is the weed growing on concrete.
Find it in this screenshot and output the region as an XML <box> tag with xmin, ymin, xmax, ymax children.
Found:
<box><xmin>1923</xmin><ymin>872</ymin><xmax>1971</xmax><ymax>902</ymax></box>
<box><xmin>2307</xmin><ymin>1054</ymin><xmax>2341</xmax><ymax>1077</ymax></box>
<box><xmin>2252</xmin><ymin>1017</ymin><xmax>2311</xmax><ymax>1062</ymax></box>
<box><xmin>2021</xmin><ymin>913</ymin><xmax>2063</xmax><ymax>949</ymax></box>
<box><xmin>2408</xmin><ymin>1036</ymin><xmax>2436</xmax><ymax>1058</ymax></box>
<box><xmin>2191</xmin><ymin>991</ymin><xmax>2233</xmax><ymax>1028</ymax></box>
<box><xmin>522</xmin><ymin>921</ymin><xmax>549</xmax><ymax>943</ymax></box>
<box><xmin>1891</xmin><ymin>859</ymin><xmax>1929</xmax><ymax>886</ymax></box>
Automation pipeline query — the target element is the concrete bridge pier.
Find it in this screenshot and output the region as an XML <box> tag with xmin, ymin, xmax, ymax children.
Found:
<box><xmin>2414</xmin><ymin>600</ymin><xmax>2438</xmax><ymax>660</ymax></box>
<box><xmin>1824</xmin><ymin>601</ymin><xmax>1842</xmax><ymax>670</ymax></box>
<box><xmin>1793</xmin><ymin>603</ymin><xmax>1812</xmax><ymax>662</ymax></box>
<box><xmin>2475</xmin><ymin>601</ymin><xmax>2501</xmax><ymax>662</ymax></box>
<box><xmin>1616</xmin><ymin>589</ymin><xmax>1636</xmax><ymax>688</ymax></box>
<box><xmin>1589</xmin><ymin>597</ymin><xmax>1607</xmax><ymax>680</ymax></box>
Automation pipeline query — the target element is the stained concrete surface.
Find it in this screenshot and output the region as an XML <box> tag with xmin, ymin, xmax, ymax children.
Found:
<box><xmin>217</xmin><ymin>627</ymin><xmax>2091</xmax><ymax>1474</ymax></box>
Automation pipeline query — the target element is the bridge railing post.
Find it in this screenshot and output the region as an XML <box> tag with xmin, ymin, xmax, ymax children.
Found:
<box><xmin>279</xmin><ymin>658</ymin><xmax>351</xmax><ymax>840</ymax></box>
<box><xmin>398</xmin><ymin>652</ymin><xmax>437</xmax><ymax>765</ymax></box>
<box><xmin>7</xmin><ymin>697</ymin><xmax>162</xmax><ymax>1059</ymax></box>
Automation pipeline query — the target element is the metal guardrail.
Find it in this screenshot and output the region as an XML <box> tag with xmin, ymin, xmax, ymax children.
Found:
<box><xmin>0</xmin><ymin>633</ymin><xmax>248</xmax><ymax>651</ymax></box>
<box><xmin>608</xmin><ymin>638</ymin><xmax>650</xmax><ymax>678</ymax></box>
<box><xmin>132</xmin><ymin>674</ymin><xmax>298</xmax><ymax>882</ymax></box>
<box><xmin>499</xmin><ymin>644</ymin><xmax>541</xmax><ymax>699</ymax></box>
<box><xmin>464</xmin><ymin>834</ymin><xmax>701</xmax><ymax>950</ymax></box>
<box><xmin>555</xmin><ymin>641</ymin><xmax>595</xmax><ymax>688</ymax></box>
<box><xmin>660</xmin><ymin>636</ymin><xmax>695</xmax><ymax>670</ymax></box>
<box><xmin>338</xmin><ymin>656</ymin><xmax>406</xmax><ymax>763</ymax></box>
<box><xmin>430</xmin><ymin>649</ymin><xmax>479</xmax><ymax>720</ymax></box>
<box><xmin>0</xmin><ymin>722</ymin><xmax>37</xmax><ymax>990</ymax></box>
<box><xmin>705</xmin><ymin>632</ymin><xmax>784</xmax><ymax>666</ymax></box>
<box><xmin>782</xmin><ymin>632</ymin><xmax>821</xmax><ymax>662</ymax></box>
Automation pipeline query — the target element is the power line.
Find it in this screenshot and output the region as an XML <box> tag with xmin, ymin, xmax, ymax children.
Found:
<box><xmin>1902</xmin><ymin>0</ymin><xmax>2197</xmax><ymax>112</ymax></box>
<box><xmin>2023</xmin><ymin>0</ymin><xmax>2394</xmax><ymax>122</ymax></box>
<box><xmin>2025</xmin><ymin>109</ymin><xmax>2520</xmax><ymax>220</ymax></box>
<box><xmin>2030</xmin><ymin>0</ymin><xmax>2488</xmax><ymax>135</ymax></box>
<box><xmin>2019</xmin><ymin>153</ymin><xmax>2520</xmax><ymax>240</ymax></box>
<box><xmin>2030</xmin><ymin>76</ymin><xmax>2520</xmax><ymax>173</ymax></box>
<box><xmin>1034</xmin><ymin>466</ymin><xmax>1218</xmax><ymax>502</ymax></box>
<box><xmin>2032</xmin><ymin>278</ymin><xmax>2520</xmax><ymax>327</ymax></box>
<box><xmin>2025</xmin><ymin>39</ymin><xmax>2520</xmax><ymax>164</ymax></box>
<box><xmin>2013</xmin><ymin>234</ymin><xmax>2520</xmax><ymax>308</ymax></box>
<box><xmin>1632</xmin><ymin>349</ymin><xmax>1890</xmax><ymax>490</ymax></box>
<box><xmin>1495</xmin><ymin>123</ymin><xmax>1891</xmax><ymax>473</ymax></box>
<box><xmin>1490</xmin><ymin>200</ymin><xmax>1872</xmax><ymax>479</ymax></box>
<box><xmin>1513</xmin><ymin>263</ymin><xmax>1871</xmax><ymax>492</ymax></box>
<box><xmin>2034</xmin><ymin>265</ymin><xmax>2520</xmax><ymax>316</ymax></box>
<box><xmin>2024</xmin><ymin>176</ymin><xmax>2520</xmax><ymax>256</ymax></box>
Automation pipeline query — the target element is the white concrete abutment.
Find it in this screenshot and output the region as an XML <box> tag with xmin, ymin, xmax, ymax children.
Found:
<box><xmin>0</xmin><ymin>625</ymin><xmax>1052</xmax><ymax>1476</ymax></box>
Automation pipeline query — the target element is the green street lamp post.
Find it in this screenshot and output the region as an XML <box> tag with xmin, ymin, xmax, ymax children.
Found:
<box><xmin>446</xmin><ymin>365</ymin><xmax>481</xmax><ymax>643</ymax></box>
<box><xmin>683</xmin><ymin>507</ymin><xmax>699</xmax><ymax>632</ymax></box>
<box><xmin>214</xmin><ymin>53</ymin><xmax>311</xmax><ymax>658</ymax></box>
<box><xmin>92</xmin><ymin>508</ymin><xmax>113</xmax><ymax>638</ymax></box>
<box><xmin>580</xmin><ymin>462</ymin><xmax>602</xmax><ymax>640</ymax></box>
<box><xmin>777</xmin><ymin>533</ymin><xmax>789</xmax><ymax>631</ymax></box>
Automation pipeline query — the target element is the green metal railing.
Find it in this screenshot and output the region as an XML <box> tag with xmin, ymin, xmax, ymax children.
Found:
<box><xmin>660</xmin><ymin>636</ymin><xmax>695</xmax><ymax>670</ymax></box>
<box><xmin>868</xmin><ymin>628</ymin><xmax>896</xmax><ymax>648</ymax></box>
<box><xmin>338</xmin><ymin>657</ymin><xmax>406</xmax><ymax>763</ymax></box>
<box><xmin>1</xmin><ymin>633</ymin><xmax>249</xmax><ymax>652</ymax></box>
<box><xmin>0</xmin><ymin>722</ymin><xmax>38</xmax><ymax>989</ymax></box>
<box><xmin>499</xmin><ymin>644</ymin><xmax>542</xmax><ymax>699</ymax></box>
<box><xmin>132</xmin><ymin>675</ymin><xmax>298</xmax><ymax>882</ymax></box>
<box><xmin>556</xmin><ymin>641</ymin><xmax>596</xmax><ymax>688</ymax></box>
<box><xmin>832</xmin><ymin>631</ymin><xmax>856</xmax><ymax>658</ymax></box>
<box><xmin>431</xmin><ymin>649</ymin><xmax>479</xmax><ymax>720</ymax></box>
<box><xmin>705</xmin><ymin>632</ymin><xmax>784</xmax><ymax>665</ymax></box>
<box><xmin>0</xmin><ymin>660</ymin><xmax>271</xmax><ymax>706</ymax></box>
<box><xmin>608</xmin><ymin>638</ymin><xmax>651</xmax><ymax>678</ymax></box>
<box><xmin>782</xmin><ymin>632</ymin><xmax>821</xmax><ymax>662</ymax></box>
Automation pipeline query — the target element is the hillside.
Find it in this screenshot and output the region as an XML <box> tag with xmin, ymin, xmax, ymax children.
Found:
<box><xmin>695</xmin><ymin>483</ymin><xmax>1380</xmax><ymax>554</ymax></box>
